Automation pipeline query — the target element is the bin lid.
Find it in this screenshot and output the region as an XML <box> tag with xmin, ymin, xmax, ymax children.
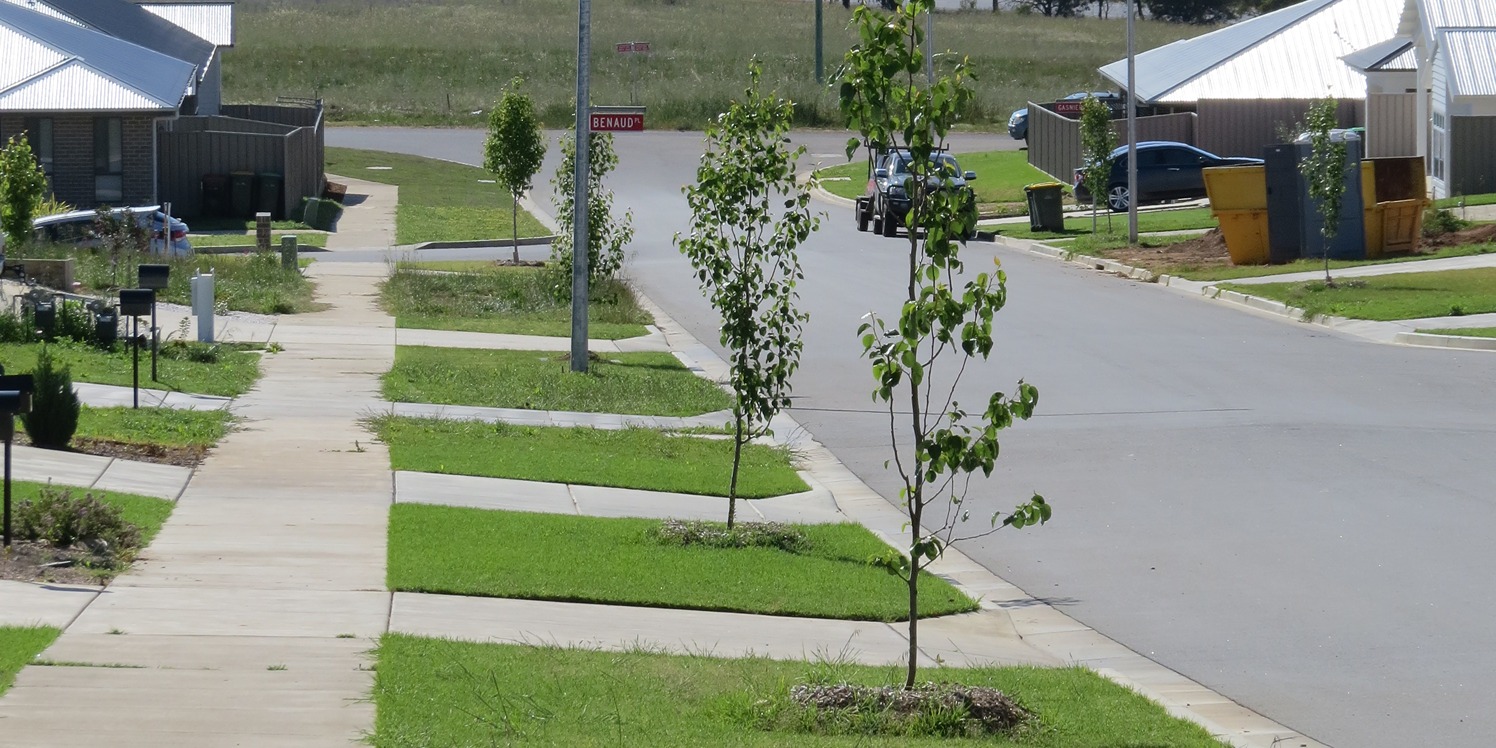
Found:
<box><xmin>1025</xmin><ymin>182</ymin><xmax>1066</xmax><ymax>191</ymax></box>
<box><xmin>232</xmin><ymin>171</ymin><xmax>254</xmax><ymax>176</ymax></box>
<box><xmin>259</xmin><ymin>173</ymin><xmax>282</xmax><ymax>179</ymax></box>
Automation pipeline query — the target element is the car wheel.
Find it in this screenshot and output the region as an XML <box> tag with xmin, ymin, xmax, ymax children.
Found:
<box><xmin>857</xmin><ymin>204</ymin><xmax>870</xmax><ymax>232</ymax></box>
<box><xmin>882</xmin><ymin>208</ymin><xmax>898</xmax><ymax>237</ymax></box>
<box><xmin>1106</xmin><ymin>184</ymin><xmax>1130</xmax><ymax>213</ymax></box>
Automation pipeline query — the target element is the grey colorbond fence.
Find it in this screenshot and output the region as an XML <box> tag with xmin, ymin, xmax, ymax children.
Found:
<box><xmin>157</xmin><ymin>102</ymin><xmax>324</xmax><ymax>219</ymax></box>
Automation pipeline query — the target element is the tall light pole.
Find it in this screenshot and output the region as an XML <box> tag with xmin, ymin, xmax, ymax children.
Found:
<box><xmin>572</xmin><ymin>0</ymin><xmax>592</xmax><ymax>373</ymax></box>
<box><xmin>1126</xmin><ymin>0</ymin><xmax>1138</xmax><ymax>244</ymax></box>
<box><xmin>815</xmin><ymin>0</ymin><xmax>824</xmax><ymax>83</ymax></box>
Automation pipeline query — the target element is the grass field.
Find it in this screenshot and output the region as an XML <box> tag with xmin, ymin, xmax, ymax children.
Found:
<box><xmin>389</xmin><ymin>506</ymin><xmax>975</xmax><ymax>621</ymax></box>
<box><xmin>76</xmin><ymin>406</ymin><xmax>233</xmax><ymax>451</ymax></box>
<box><xmin>384</xmin><ymin>347</ymin><xmax>732</xmax><ymax>416</ymax></box>
<box><xmin>229</xmin><ymin>0</ymin><xmax>1208</xmax><ymax>129</ymax></box>
<box><xmin>327</xmin><ymin>148</ymin><xmax>548</xmax><ymax>244</ymax></box>
<box><xmin>1222</xmin><ymin>268</ymin><xmax>1496</xmax><ymax>321</ymax></box>
<box><xmin>190</xmin><ymin>233</ymin><xmax>328</xmax><ymax>248</ymax></box>
<box><xmin>372</xmin><ymin>636</ymin><xmax>1225</xmax><ymax>747</ymax></box>
<box><xmin>373</xmin><ymin>417</ymin><xmax>806</xmax><ymax>498</ymax></box>
<box><xmin>382</xmin><ymin>263</ymin><xmax>652</xmax><ymax>339</ymax></box>
<box><xmin>993</xmin><ymin>206</ymin><xmax>1217</xmax><ymax>240</ymax></box>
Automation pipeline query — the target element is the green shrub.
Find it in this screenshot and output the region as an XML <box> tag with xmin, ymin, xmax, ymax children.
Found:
<box><xmin>1423</xmin><ymin>206</ymin><xmax>1470</xmax><ymax>238</ymax></box>
<box><xmin>20</xmin><ymin>346</ymin><xmax>80</xmax><ymax>449</ymax></box>
<box><xmin>159</xmin><ymin>339</ymin><xmax>223</xmax><ymax>364</ymax></box>
<box><xmin>16</xmin><ymin>485</ymin><xmax>141</xmax><ymax>551</ymax></box>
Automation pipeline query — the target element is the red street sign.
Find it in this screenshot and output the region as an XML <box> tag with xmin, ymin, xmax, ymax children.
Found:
<box><xmin>1053</xmin><ymin>101</ymin><xmax>1084</xmax><ymax>116</ymax></box>
<box><xmin>633</xmin><ymin>42</ymin><xmax>650</xmax><ymax>53</ymax></box>
<box><xmin>615</xmin><ymin>41</ymin><xmax>650</xmax><ymax>53</ymax></box>
<box><xmin>591</xmin><ymin>112</ymin><xmax>644</xmax><ymax>131</ymax></box>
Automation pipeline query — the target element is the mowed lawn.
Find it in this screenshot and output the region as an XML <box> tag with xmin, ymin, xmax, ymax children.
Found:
<box><xmin>383</xmin><ymin>347</ymin><xmax>731</xmax><ymax>416</ymax></box>
<box><xmin>388</xmin><ymin>506</ymin><xmax>976</xmax><ymax>621</ymax></box>
<box><xmin>374</xmin><ymin>417</ymin><xmax>807</xmax><ymax>498</ymax></box>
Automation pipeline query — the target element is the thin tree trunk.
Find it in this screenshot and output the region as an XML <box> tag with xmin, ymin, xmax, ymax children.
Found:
<box><xmin>727</xmin><ymin>416</ymin><xmax>744</xmax><ymax>530</ymax></box>
<box><xmin>512</xmin><ymin>197</ymin><xmax>520</xmax><ymax>263</ymax></box>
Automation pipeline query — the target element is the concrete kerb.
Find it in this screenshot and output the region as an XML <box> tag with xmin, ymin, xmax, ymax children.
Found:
<box><xmin>995</xmin><ymin>233</ymin><xmax>1496</xmax><ymax>353</ymax></box>
<box><xmin>627</xmin><ymin>280</ymin><xmax>1322</xmax><ymax>747</ymax></box>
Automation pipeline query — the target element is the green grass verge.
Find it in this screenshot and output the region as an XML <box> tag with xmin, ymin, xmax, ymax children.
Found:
<box><xmin>389</xmin><ymin>506</ymin><xmax>973</xmax><ymax>621</ymax></box>
<box><xmin>18</xmin><ymin>248</ymin><xmax>316</xmax><ymax>315</ymax></box>
<box><xmin>373</xmin><ymin>417</ymin><xmax>805</xmax><ymax>498</ymax></box>
<box><xmin>1434</xmin><ymin>192</ymin><xmax>1496</xmax><ymax>209</ymax></box>
<box><xmin>1162</xmin><ymin>242</ymin><xmax>1496</xmax><ymax>282</ymax></box>
<box><xmin>189</xmin><ymin>233</ymin><xmax>328</xmax><ymax>248</ymax></box>
<box><xmin>383</xmin><ymin>264</ymin><xmax>652</xmax><ymax>339</ymax></box>
<box><xmin>327</xmin><ymin>148</ymin><xmax>548</xmax><ymax>244</ymax></box>
<box><xmin>1222</xmin><ymin>267</ymin><xmax>1496</xmax><ymax>321</ymax></box>
<box><xmin>13</xmin><ymin>480</ymin><xmax>176</xmax><ymax>548</ymax></box>
<box><xmin>76</xmin><ymin>406</ymin><xmax>232</xmax><ymax>450</ymax></box>
<box><xmin>0</xmin><ymin>627</ymin><xmax>60</xmax><ymax>697</ymax></box>
<box><xmin>815</xmin><ymin>150</ymin><xmax>1055</xmax><ymax>205</ymax></box>
<box><xmin>1417</xmin><ymin>327</ymin><xmax>1496</xmax><ymax>338</ymax></box>
<box><xmin>993</xmin><ymin>207</ymin><xmax>1216</xmax><ymax>240</ymax></box>
<box><xmin>372</xmin><ymin>635</ymin><xmax>1225</xmax><ymax>747</ymax></box>
<box><xmin>0</xmin><ymin>341</ymin><xmax>261</xmax><ymax>398</ymax></box>
<box><xmin>384</xmin><ymin>347</ymin><xmax>731</xmax><ymax>416</ymax></box>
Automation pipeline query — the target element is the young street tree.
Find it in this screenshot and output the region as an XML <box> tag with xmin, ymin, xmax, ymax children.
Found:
<box><xmin>838</xmin><ymin>0</ymin><xmax>1050</xmax><ymax>691</ymax></box>
<box><xmin>484</xmin><ymin>78</ymin><xmax>547</xmax><ymax>264</ymax></box>
<box><xmin>0</xmin><ymin>134</ymin><xmax>48</xmax><ymax>253</ymax></box>
<box><xmin>1301</xmin><ymin>97</ymin><xmax>1346</xmax><ymax>285</ymax></box>
<box><xmin>550</xmin><ymin>127</ymin><xmax>633</xmax><ymax>299</ymax></box>
<box><xmin>677</xmin><ymin>63</ymin><xmax>819</xmax><ymax>530</ymax></box>
<box><xmin>1079</xmin><ymin>94</ymin><xmax>1118</xmax><ymax>233</ymax></box>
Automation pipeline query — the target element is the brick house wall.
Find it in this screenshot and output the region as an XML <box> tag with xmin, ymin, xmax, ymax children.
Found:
<box><xmin>0</xmin><ymin>112</ymin><xmax>161</xmax><ymax>210</ymax></box>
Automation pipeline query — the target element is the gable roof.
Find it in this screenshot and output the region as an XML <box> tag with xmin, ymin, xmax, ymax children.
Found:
<box><xmin>1343</xmin><ymin>36</ymin><xmax>1417</xmax><ymax>71</ymax></box>
<box><xmin>0</xmin><ymin>1</ymin><xmax>195</xmax><ymax>112</ymax></box>
<box><xmin>1100</xmin><ymin>0</ymin><xmax>1403</xmax><ymax>104</ymax></box>
<box><xmin>1441</xmin><ymin>28</ymin><xmax>1496</xmax><ymax>97</ymax></box>
<box><xmin>1</xmin><ymin>0</ymin><xmax>215</xmax><ymax>77</ymax></box>
<box><xmin>136</xmin><ymin>2</ymin><xmax>234</xmax><ymax>47</ymax></box>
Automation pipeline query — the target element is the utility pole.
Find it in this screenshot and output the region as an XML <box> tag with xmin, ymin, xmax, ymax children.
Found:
<box><xmin>815</xmin><ymin>0</ymin><xmax>824</xmax><ymax>83</ymax></box>
<box><xmin>1126</xmin><ymin>0</ymin><xmax>1138</xmax><ymax>244</ymax></box>
<box><xmin>572</xmin><ymin>0</ymin><xmax>592</xmax><ymax>373</ymax></box>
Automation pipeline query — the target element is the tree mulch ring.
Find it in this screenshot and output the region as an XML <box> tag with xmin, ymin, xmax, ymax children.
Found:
<box><xmin>790</xmin><ymin>681</ymin><xmax>1031</xmax><ymax>736</ymax></box>
<box><xmin>12</xmin><ymin>434</ymin><xmax>205</xmax><ymax>468</ymax></box>
<box><xmin>1105</xmin><ymin>228</ymin><xmax>1232</xmax><ymax>272</ymax></box>
<box><xmin>490</xmin><ymin>259</ymin><xmax>546</xmax><ymax>268</ymax></box>
<box><xmin>0</xmin><ymin>540</ymin><xmax>117</xmax><ymax>586</ymax></box>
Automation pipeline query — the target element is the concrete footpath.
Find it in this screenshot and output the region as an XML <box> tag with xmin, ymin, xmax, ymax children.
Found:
<box><xmin>0</xmin><ymin>176</ymin><xmax>1324</xmax><ymax>747</ymax></box>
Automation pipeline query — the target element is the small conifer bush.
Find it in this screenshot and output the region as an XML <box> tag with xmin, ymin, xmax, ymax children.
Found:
<box><xmin>20</xmin><ymin>346</ymin><xmax>80</xmax><ymax>449</ymax></box>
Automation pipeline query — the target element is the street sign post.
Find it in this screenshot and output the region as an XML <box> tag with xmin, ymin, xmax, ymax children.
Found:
<box><xmin>589</xmin><ymin>106</ymin><xmax>645</xmax><ymax>132</ymax></box>
<box><xmin>615</xmin><ymin>41</ymin><xmax>651</xmax><ymax>104</ymax></box>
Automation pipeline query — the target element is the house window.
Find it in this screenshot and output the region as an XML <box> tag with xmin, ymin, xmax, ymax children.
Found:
<box><xmin>24</xmin><ymin>118</ymin><xmax>53</xmax><ymax>177</ymax></box>
<box><xmin>1431</xmin><ymin>112</ymin><xmax>1446</xmax><ymax>182</ymax></box>
<box><xmin>94</xmin><ymin>117</ymin><xmax>124</xmax><ymax>202</ymax></box>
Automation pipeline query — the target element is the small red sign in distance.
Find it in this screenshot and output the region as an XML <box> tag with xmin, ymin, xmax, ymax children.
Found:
<box><xmin>590</xmin><ymin>112</ymin><xmax>644</xmax><ymax>131</ymax></box>
<box><xmin>633</xmin><ymin>42</ymin><xmax>650</xmax><ymax>52</ymax></box>
<box><xmin>615</xmin><ymin>42</ymin><xmax>633</xmax><ymax>53</ymax></box>
<box><xmin>1053</xmin><ymin>101</ymin><xmax>1084</xmax><ymax>116</ymax></box>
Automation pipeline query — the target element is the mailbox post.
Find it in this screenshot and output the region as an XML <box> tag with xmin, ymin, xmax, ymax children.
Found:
<box><xmin>138</xmin><ymin>264</ymin><xmax>170</xmax><ymax>382</ymax></box>
<box><xmin>119</xmin><ymin>289</ymin><xmax>155</xmax><ymax>409</ymax></box>
<box><xmin>0</xmin><ymin>373</ymin><xmax>34</xmax><ymax>547</ymax></box>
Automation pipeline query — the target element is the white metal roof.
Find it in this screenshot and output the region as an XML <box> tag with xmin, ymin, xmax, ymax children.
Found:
<box><xmin>138</xmin><ymin>3</ymin><xmax>233</xmax><ymax>46</ymax></box>
<box><xmin>1442</xmin><ymin>29</ymin><xmax>1496</xmax><ymax>97</ymax></box>
<box><xmin>1422</xmin><ymin>0</ymin><xmax>1496</xmax><ymax>29</ymax></box>
<box><xmin>0</xmin><ymin>0</ymin><xmax>77</xmax><ymax>24</ymax></box>
<box><xmin>0</xmin><ymin>60</ymin><xmax>172</xmax><ymax>110</ymax></box>
<box><xmin>0</xmin><ymin>0</ymin><xmax>194</xmax><ymax>112</ymax></box>
<box><xmin>1100</xmin><ymin>0</ymin><xmax>1403</xmax><ymax>104</ymax></box>
<box><xmin>1343</xmin><ymin>36</ymin><xmax>1416</xmax><ymax>71</ymax></box>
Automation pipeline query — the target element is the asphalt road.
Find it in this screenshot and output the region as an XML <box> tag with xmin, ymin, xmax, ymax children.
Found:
<box><xmin>330</xmin><ymin>126</ymin><xmax>1496</xmax><ymax>748</ymax></box>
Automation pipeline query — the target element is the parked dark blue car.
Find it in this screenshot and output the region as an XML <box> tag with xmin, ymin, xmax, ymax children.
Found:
<box><xmin>1072</xmin><ymin>141</ymin><xmax>1263</xmax><ymax>212</ymax></box>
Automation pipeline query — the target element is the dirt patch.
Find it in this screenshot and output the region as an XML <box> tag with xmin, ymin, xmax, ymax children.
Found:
<box><xmin>11</xmin><ymin>434</ymin><xmax>205</xmax><ymax>469</ymax></box>
<box><xmin>490</xmin><ymin>259</ymin><xmax>546</xmax><ymax>268</ymax></box>
<box><xmin>1102</xmin><ymin>228</ymin><xmax>1233</xmax><ymax>273</ymax></box>
<box><xmin>1423</xmin><ymin>223</ymin><xmax>1496</xmax><ymax>248</ymax></box>
<box><xmin>0</xmin><ymin>540</ymin><xmax>115</xmax><ymax>586</ymax></box>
